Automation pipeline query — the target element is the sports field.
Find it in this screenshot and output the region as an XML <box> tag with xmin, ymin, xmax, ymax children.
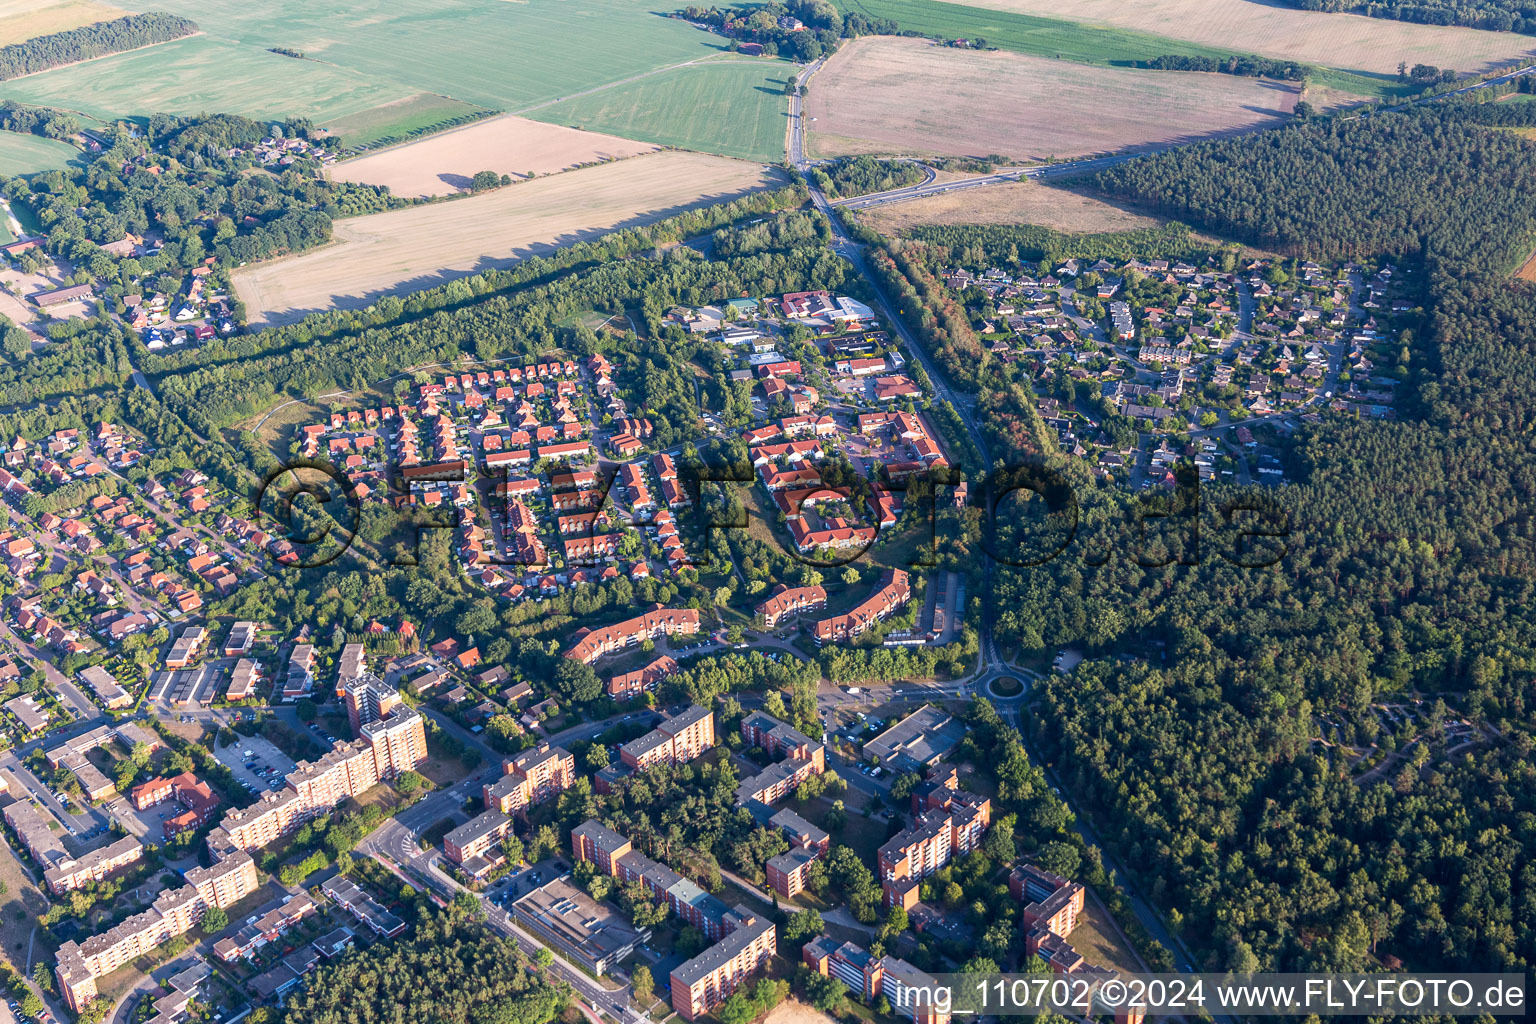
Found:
<box><xmin>0</xmin><ymin>0</ymin><xmax>124</xmax><ymax>45</ymax></box>
<box><xmin>807</xmin><ymin>37</ymin><xmax>1297</xmax><ymax>162</ymax></box>
<box><xmin>937</xmin><ymin>0</ymin><xmax>1536</xmax><ymax>77</ymax></box>
<box><xmin>232</xmin><ymin>151</ymin><xmax>781</xmax><ymax>325</ymax></box>
<box><xmin>331</xmin><ymin>115</ymin><xmax>659</xmax><ymax>197</ymax></box>
<box><xmin>0</xmin><ymin>35</ymin><xmax>415</xmax><ymax>124</ymax></box>
<box><xmin>526</xmin><ymin>60</ymin><xmax>791</xmax><ymax>163</ymax></box>
<box><xmin>0</xmin><ymin>130</ymin><xmax>85</xmax><ymax>176</ymax></box>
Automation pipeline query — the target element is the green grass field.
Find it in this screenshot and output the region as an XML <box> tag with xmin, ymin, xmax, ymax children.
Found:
<box><xmin>0</xmin><ymin>35</ymin><xmax>416</xmax><ymax>124</ymax></box>
<box><xmin>837</xmin><ymin>0</ymin><xmax>1418</xmax><ymax>99</ymax></box>
<box><xmin>0</xmin><ymin>130</ymin><xmax>85</xmax><ymax>176</ymax></box>
<box><xmin>94</xmin><ymin>0</ymin><xmax>732</xmax><ymax>110</ymax></box>
<box><xmin>839</xmin><ymin>0</ymin><xmax>1236</xmax><ymax>64</ymax></box>
<box><xmin>526</xmin><ymin>60</ymin><xmax>791</xmax><ymax>162</ymax></box>
<box><xmin>317</xmin><ymin>92</ymin><xmax>485</xmax><ymax>147</ymax></box>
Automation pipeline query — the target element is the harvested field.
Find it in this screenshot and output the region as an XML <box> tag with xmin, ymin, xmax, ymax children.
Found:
<box><xmin>331</xmin><ymin>115</ymin><xmax>659</xmax><ymax>198</ymax></box>
<box><xmin>939</xmin><ymin>0</ymin><xmax>1536</xmax><ymax>76</ymax></box>
<box><xmin>860</xmin><ymin>179</ymin><xmax>1167</xmax><ymax>234</ymax></box>
<box><xmin>233</xmin><ymin>151</ymin><xmax>779</xmax><ymax>325</ymax></box>
<box><xmin>806</xmin><ymin>37</ymin><xmax>1297</xmax><ymax>162</ymax></box>
<box><xmin>0</xmin><ymin>0</ymin><xmax>123</xmax><ymax>45</ymax></box>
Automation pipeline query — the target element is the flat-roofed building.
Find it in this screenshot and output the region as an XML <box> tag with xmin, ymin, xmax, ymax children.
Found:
<box><xmin>670</xmin><ymin>906</ymin><xmax>776</xmax><ymax>1020</ymax></box>
<box><xmin>44</xmin><ymin>834</ymin><xmax>143</xmax><ymax>894</ymax></box>
<box><xmin>619</xmin><ymin>705</ymin><xmax>714</xmax><ymax>771</ymax></box>
<box><xmin>223</xmin><ymin>621</ymin><xmax>256</xmax><ymax>657</ymax></box>
<box><xmin>165</xmin><ymin>626</ymin><xmax>207</xmax><ymax>669</ymax></box>
<box><xmin>78</xmin><ymin>665</ymin><xmax>131</xmax><ymax>709</ymax></box>
<box><xmin>444</xmin><ymin>809</ymin><xmax>512</xmax><ymax>868</ymax></box>
<box><xmin>862</xmin><ymin>706</ymin><xmax>967</xmax><ymax>774</ymax></box>
<box><xmin>484</xmin><ymin>742</ymin><xmax>576</xmax><ymax>814</ymax></box>
<box><xmin>510</xmin><ymin>874</ymin><xmax>648</xmax><ymax>975</ymax></box>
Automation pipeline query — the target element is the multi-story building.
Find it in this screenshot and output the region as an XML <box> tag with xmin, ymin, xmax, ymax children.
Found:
<box><xmin>341</xmin><ymin>671</ymin><xmax>401</xmax><ymax>733</ymax></box>
<box><xmin>619</xmin><ymin>706</ymin><xmax>715</xmax><ymax>771</ymax></box>
<box><xmin>670</xmin><ymin>905</ymin><xmax>776</xmax><ymax>1020</ymax></box>
<box><xmin>803</xmin><ymin>937</ymin><xmax>951</xmax><ymax>1024</ymax></box>
<box><xmin>754</xmin><ymin>585</ymin><xmax>827</xmax><ymax>629</ymax></box>
<box><xmin>762</xmin><ymin>807</ymin><xmax>830</xmax><ymax>899</ymax></box>
<box><xmin>444</xmin><ymin>809</ymin><xmax>513</xmax><ymax>877</ymax></box>
<box><xmin>43</xmin><ymin>835</ymin><xmax>143</xmax><ymax>895</ymax></box>
<box><xmin>484</xmin><ymin>742</ymin><xmax>576</xmax><ymax>814</ymax></box>
<box><xmin>879</xmin><ymin>771</ymin><xmax>991</xmax><ymax>909</ymax></box>
<box><xmin>1011</xmin><ymin>862</ymin><xmax>1085</xmax><ymax>939</ymax></box>
<box><xmin>735</xmin><ymin>712</ymin><xmax>826</xmax><ymax>806</ymax></box>
<box><xmin>571</xmin><ymin>820</ymin><xmax>734</xmax><ymax>940</ymax></box>
<box><xmin>565</xmin><ymin>607</ymin><xmax>701</xmax><ymax>664</ymax></box>
<box><xmin>56</xmin><ymin>852</ymin><xmax>259</xmax><ymax>1012</ymax></box>
<box><xmin>811</xmin><ymin>569</ymin><xmax>911</xmax><ymax>644</ymax></box>
<box><xmin>607</xmin><ymin>654</ymin><xmax>678</xmax><ymax>698</ymax></box>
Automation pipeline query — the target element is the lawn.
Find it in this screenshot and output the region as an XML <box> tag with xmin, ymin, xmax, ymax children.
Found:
<box><xmin>526</xmin><ymin>60</ymin><xmax>792</xmax><ymax>163</ymax></box>
<box><xmin>0</xmin><ymin>130</ymin><xmax>84</xmax><ymax>176</ymax></box>
<box><xmin>0</xmin><ymin>35</ymin><xmax>416</xmax><ymax>125</ymax></box>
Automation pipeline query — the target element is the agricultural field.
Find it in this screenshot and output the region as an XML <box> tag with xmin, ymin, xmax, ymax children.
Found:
<box><xmin>115</xmin><ymin>0</ymin><xmax>733</xmax><ymax>110</ymax></box>
<box><xmin>806</xmin><ymin>37</ymin><xmax>1298</xmax><ymax>162</ymax></box>
<box><xmin>331</xmin><ymin>115</ymin><xmax>659</xmax><ymax>198</ymax></box>
<box><xmin>0</xmin><ymin>35</ymin><xmax>416</xmax><ymax>125</ymax></box>
<box><xmin>232</xmin><ymin>151</ymin><xmax>780</xmax><ymax>325</ymax></box>
<box><xmin>937</xmin><ymin>0</ymin><xmax>1536</xmax><ymax>77</ymax></box>
<box><xmin>0</xmin><ymin>129</ymin><xmax>85</xmax><ymax>176</ymax></box>
<box><xmin>0</xmin><ymin>0</ymin><xmax>124</xmax><ymax>45</ymax></box>
<box><xmin>525</xmin><ymin>59</ymin><xmax>793</xmax><ymax>163</ymax></box>
<box><xmin>318</xmin><ymin>92</ymin><xmax>487</xmax><ymax>149</ymax></box>
<box><xmin>858</xmin><ymin>179</ymin><xmax>1169</xmax><ymax>234</ymax></box>
<box><xmin>835</xmin><ymin>0</ymin><xmax>1414</xmax><ymax>98</ymax></box>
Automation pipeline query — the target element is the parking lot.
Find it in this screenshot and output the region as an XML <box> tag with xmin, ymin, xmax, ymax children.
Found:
<box><xmin>212</xmin><ymin>736</ymin><xmax>298</xmax><ymax>794</ymax></box>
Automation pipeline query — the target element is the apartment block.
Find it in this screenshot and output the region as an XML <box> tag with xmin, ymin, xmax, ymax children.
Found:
<box><xmin>56</xmin><ymin>852</ymin><xmax>258</xmax><ymax>1012</ymax></box>
<box><xmin>736</xmin><ymin>712</ymin><xmax>825</xmax><ymax>807</ymax></box>
<box><xmin>619</xmin><ymin>705</ymin><xmax>715</xmax><ymax>770</ymax></box>
<box><xmin>484</xmin><ymin>742</ymin><xmax>576</xmax><ymax>814</ymax></box>
<box><xmin>670</xmin><ymin>905</ymin><xmax>776</xmax><ymax>1021</ymax></box>
<box><xmin>571</xmin><ymin>820</ymin><xmax>733</xmax><ymax>940</ymax></box>
<box><xmin>43</xmin><ymin>834</ymin><xmax>143</xmax><ymax>895</ymax></box>
<box><xmin>1011</xmin><ymin>862</ymin><xmax>1085</xmax><ymax>940</ymax></box>
<box><xmin>754</xmin><ymin>584</ymin><xmax>827</xmax><ymax>629</ymax></box>
<box><xmin>341</xmin><ymin>670</ymin><xmax>401</xmax><ymax>733</ymax></box>
<box><xmin>444</xmin><ymin>809</ymin><xmax>513</xmax><ymax>876</ymax></box>
<box><xmin>803</xmin><ymin>937</ymin><xmax>951</xmax><ymax>1024</ymax></box>
<box><xmin>565</xmin><ymin>607</ymin><xmax>700</xmax><ymax>664</ymax></box>
<box><xmin>811</xmin><ymin>569</ymin><xmax>911</xmax><ymax>644</ymax></box>
<box><xmin>879</xmin><ymin>775</ymin><xmax>992</xmax><ymax>910</ymax></box>
<box><xmin>762</xmin><ymin>806</ymin><xmax>830</xmax><ymax>899</ymax></box>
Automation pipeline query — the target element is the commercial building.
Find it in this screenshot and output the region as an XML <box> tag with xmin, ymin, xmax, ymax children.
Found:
<box><xmin>78</xmin><ymin>665</ymin><xmax>131</xmax><ymax>710</ymax></box>
<box><xmin>132</xmin><ymin>772</ymin><xmax>221</xmax><ymax>838</ymax></box>
<box><xmin>483</xmin><ymin>742</ymin><xmax>576</xmax><ymax>814</ymax></box>
<box><xmin>565</xmin><ymin>607</ymin><xmax>700</xmax><ymax>664</ymax></box>
<box><xmin>510</xmin><ymin>874</ymin><xmax>648</xmax><ymax>975</ymax></box>
<box><xmin>812</xmin><ymin>570</ymin><xmax>911</xmax><ymax>644</ymax></box>
<box><xmin>670</xmin><ymin>905</ymin><xmax>776</xmax><ymax>1020</ymax></box>
<box><xmin>862</xmin><ymin>706</ymin><xmax>968</xmax><ymax>774</ymax></box>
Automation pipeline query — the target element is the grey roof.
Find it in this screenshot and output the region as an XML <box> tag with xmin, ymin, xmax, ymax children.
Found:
<box><xmin>572</xmin><ymin>819</ymin><xmax>631</xmax><ymax>856</ymax></box>
<box><xmin>670</xmin><ymin>908</ymin><xmax>774</xmax><ymax>986</ymax></box>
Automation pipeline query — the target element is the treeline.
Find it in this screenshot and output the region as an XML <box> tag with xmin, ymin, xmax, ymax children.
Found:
<box><xmin>1282</xmin><ymin>0</ymin><xmax>1536</xmax><ymax>33</ymax></box>
<box><xmin>0</xmin><ymin>13</ymin><xmax>197</xmax><ymax>81</ymax></box>
<box><xmin>1137</xmin><ymin>53</ymin><xmax>1307</xmax><ymax>80</ymax></box>
<box><xmin>0</xmin><ymin>99</ymin><xmax>78</xmax><ymax>140</ymax></box>
<box><xmin>677</xmin><ymin>0</ymin><xmax>854</xmax><ymax>61</ymax></box>
<box><xmin>810</xmin><ymin>155</ymin><xmax>927</xmax><ymax>199</ymax></box>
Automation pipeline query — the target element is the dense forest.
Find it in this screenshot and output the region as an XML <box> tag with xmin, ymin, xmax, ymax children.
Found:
<box><xmin>810</xmin><ymin>155</ymin><xmax>928</xmax><ymax>199</ymax></box>
<box><xmin>279</xmin><ymin>908</ymin><xmax>570</xmax><ymax>1024</ymax></box>
<box><xmin>1283</xmin><ymin>0</ymin><xmax>1536</xmax><ymax>33</ymax></box>
<box><xmin>948</xmin><ymin>103</ymin><xmax>1536</xmax><ymax>976</ymax></box>
<box><xmin>0</xmin><ymin>13</ymin><xmax>196</xmax><ymax>80</ymax></box>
